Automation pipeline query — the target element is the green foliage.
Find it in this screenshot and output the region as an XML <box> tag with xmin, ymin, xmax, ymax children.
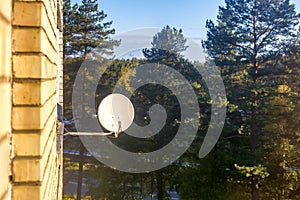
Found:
<box><xmin>62</xmin><ymin>1</ymin><xmax>300</xmax><ymax>199</ymax></box>
<box><xmin>151</xmin><ymin>25</ymin><xmax>188</xmax><ymax>55</ymax></box>
<box><xmin>202</xmin><ymin>0</ymin><xmax>299</xmax><ymax>69</ymax></box>
<box><xmin>143</xmin><ymin>25</ymin><xmax>188</xmax><ymax>62</ymax></box>
<box><xmin>175</xmin><ymin>154</ymin><xmax>229</xmax><ymax>200</ymax></box>
<box><xmin>86</xmin><ymin>165</ymin><xmax>141</xmax><ymax>200</ymax></box>
<box><xmin>202</xmin><ymin>0</ymin><xmax>300</xmax><ymax>199</ymax></box>
<box><xmin>63</xmin><ymin>0</ymin><xmax>120</xmax><ymax>59</ymax></box>
<box><xmin>234</xmin><ymin>164</ymin><xmax>269</xmax><ymax>179</ymax></box>
<box><xmin>260</xmin><ymin>43</ymin><xmax>300</xmax><ymax>199</ymax></box>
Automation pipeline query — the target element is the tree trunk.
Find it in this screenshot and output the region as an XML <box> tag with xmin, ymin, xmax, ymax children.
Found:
<box><xmin>140</xmin><ymin>174</ymin><xmax>143</xmax><ymax>199</ymax></box>
<box><xmin>151</xmin><ymin>173</ymin><xmax>154</xmax><ymax>200</ymax></box>
<box><xmin>251</xmin><ymin>176</ymin><xmax>259</xmax><ymax>200</ymax></box>
<box><xmin>76</xmin><ymin>142</ymin><xmax>85</xmax><ymax>200</ymax></box>
<box><xmin>122</xmin><ymin>180</ymin><xmax>126</xmax><ymax>199</ymax></box>
<box><xmin>251</xmin><ymin>2</ymin><xmax>260</xmax><ymax>199</ymax></box>
<box><xmin>252</xmin><ymin>0</ymin><xmax>259</xmax><ymax>73</ymax></box>
<box><xmin>157</xmin><ymin>170</ymin><xmax>163</xmax><ymax>200</ymax></box>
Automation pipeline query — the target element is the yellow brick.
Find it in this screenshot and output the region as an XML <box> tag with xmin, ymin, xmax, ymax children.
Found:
<box><xmin>0</xmin><ymin>83</ymin><xmax>11</xmax><ymax>133</ymax></box>
<box><xmin>13</xmin><ymin>2</ymin><xmax>57</xmax><ymax>50</ymax></box>
<box><xmin>13</xmin><ymin>111</ymin><xmax>56</xmax><ymax>156</ymax></box>
<box><xmin>13</xmin><ymin>133</ymin><xmax>40</xmax><ymax>156</ymax></box>
<box><xmin>13</xmin><ymin>135</ymin><xmax>56</xmax><ymax>183</ymax></box>
<box><xmin>12</xmin><ymin>28</ymin><xmax>57</xmax><ymax>63</ymax></box>
<box><xmin>0</xmin><ymin>0</ymin><xmax>11</xmax><ymax>21</ymax></box>
<box><xmin>59</xmin><ymin>95</ymin><xmax>63</xmax><ymax>104</ymax></box>
<box><xmin>13</xmin><ymin>55</ymin><xmax>57</xmax><ymax>79</ymax></box>
<box><xmin>40</xmin><ymin>0</ymin><xmax>58</xmax><ymax>37</ymax></box>
<box><xmin>59</xmin><ymin>43</ymin><xmax>63</xmax><ymax>52</ymax></box>
<box><xmin>42</xmin><ymin>145</ymin><xmax>57</xmax><ymax>199</ymax></box>
<box><xmin>13</xmin><ymin>2</ymin><xmax>42</xmax><ymax>26</ymax></box>
<box><xmin>0</xmin><ymin>17</ymin><xmax>11</xmax><ymax>77</ymax></box>
<box><xmin>12</xmin><ymin>185</ymin><xmax>41</xmax><ymax>200</ymax></box>
<box><xmin>13</xmin><ymin>158</ymin><xmax>42</xmax><ymax>182</ymax></box>
<box><xmin>12</xmin><ymin>94</ymin><xmax>56</xmax><ymax>130</ymax></box>
<box><xmin>13</xmin><ymin>79</ymin><xmax>56</xmax><ymax>105</ymax></box>
<box><xmin>47</xmin><ymin>0</ymin><xmax>57</xmax><ymax>26</ymax></box>
<box><xmin>13</xmin><ymin>0</ymin><xmax>58</xmax><ymax>29</ymax></box>
<box><xmin>13</xmin><ymin>82</ymin><xmax>40</xmax><ymax>105</ymax></box>
<box><xmin>40</xmin><ymin>113</ymin><xmax>56</xmax><ymax>160</ymax></box>
<box><xmin>13</xmin><ymin>107</ymin><xmax>41</xmax><ymax>130</ymax></box>
<box><xmin>13</xmin><ymin>120</ymin><xmax>56</xmax><ymax>182</ymax></box>
<box><xmin>59</xmin><ymin>81</ymin><xmax>63</xmax><ymax>90</ymax></box>
<box><xmin>12</xmin><ymin>28</ymin><xmax>41</xmax><ymax>52</ymax></box>
<box><xmin>41</xmin><ymin>122</ymin><xmax>57</xmax><ymax>168</ymax></box>
<box><xmin>14</xmin><ymin>0</ymin><xmax>57</xmax><ymax>22</ymax></box>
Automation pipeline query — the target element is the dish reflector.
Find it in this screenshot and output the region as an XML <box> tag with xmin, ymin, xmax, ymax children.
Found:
<box><xmin>97</xmin><ymin>94</ymin><xmax>135</xmax><ymax>132</ymax></box>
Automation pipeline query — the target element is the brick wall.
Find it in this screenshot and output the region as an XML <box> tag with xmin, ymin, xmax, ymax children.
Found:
<box><xmin>0</xmin><ymin>0</ymin><xmax>63</xmax><ymax>199</ymax></box>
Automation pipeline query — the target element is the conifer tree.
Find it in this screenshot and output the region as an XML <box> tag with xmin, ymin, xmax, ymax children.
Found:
<box><xmin>202</xmin><ymin>0</ymin><xmax>299</xmax><ymax>71</ymax></box>
<box><xmin>202</xmin><ymin>1</ymin><xmax>299</xmax><ymax>199</ymax></box>
<box><xmin>143</xmin><ymin>25</ymin><xmax>188</xmax><ymax>62</ymax></box>
<box><xmin>63</xmin><ymin>0</ymin><xmax>119</xmax><ymax>59</ymax></box>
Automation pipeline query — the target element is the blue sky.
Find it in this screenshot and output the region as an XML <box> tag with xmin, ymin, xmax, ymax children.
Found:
<box><xmin>72</xmin><ymin>0</ymin><xmax>300</xmax><ymax>39</ymax></box>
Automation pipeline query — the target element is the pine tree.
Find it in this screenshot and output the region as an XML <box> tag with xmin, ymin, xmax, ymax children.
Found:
<box><xmin>202</xmin><ymin>0</ymin><xmax>299</xmax><ymax>199</ymax></box>
<box><xmin>202</xmin><ymin>0</ymin><xmax>299</xmax><ymax>72</ymax></box>
<box><xmin>63</xmin><ymin>0</ymin><xmax>78</xmax><ymax>59</ymax></box>
<box><xmin>261</xmin><ymin>32</ymin><xmax>300</xmax><ymax>199</ymax></box>
<box><xmin>63</xmin><ymin>0</ymin><xmax>119</xmax><ymax>60</ymax></box>
<box><xmin>143</xmin><ymin>25</ymin><xmax>188</xmax><ymax>62</ymax></box>
<box><xmin>63</xmin><ymin>1</ymin><xmax>120</xmax><ymax>199</ymax></box>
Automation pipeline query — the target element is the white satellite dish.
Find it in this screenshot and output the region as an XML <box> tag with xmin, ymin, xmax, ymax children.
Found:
<box><xmin>64</xmin><ymin>93</ymin><xmax>135</xmax><ymax>138</ymax></box>
<box><xmin>98</xmin><ymin>93</ymin><xmax>135</xmax><ymax>133</ymax></box>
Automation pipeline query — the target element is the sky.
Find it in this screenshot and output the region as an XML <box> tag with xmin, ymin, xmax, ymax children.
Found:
<box><xmin>72</xmin><ymin>0</ymin><xmax>300</xmax><ymax>39</ymax></box>
<box><xmin>71</xmin><ymin>0</ymin><xmax>300</xmax><ymax>61</ymax></box>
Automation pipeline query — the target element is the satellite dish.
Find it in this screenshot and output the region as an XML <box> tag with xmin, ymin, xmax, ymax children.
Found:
<box><xmin>64</xmin><ymin>93</ymin><xmax>134</xmax><ymax>137</ymax></box>
<box><xmin>97</xmin><ymin>93</ymin><xmax>135</xmax><ymax>133</ymax></box>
